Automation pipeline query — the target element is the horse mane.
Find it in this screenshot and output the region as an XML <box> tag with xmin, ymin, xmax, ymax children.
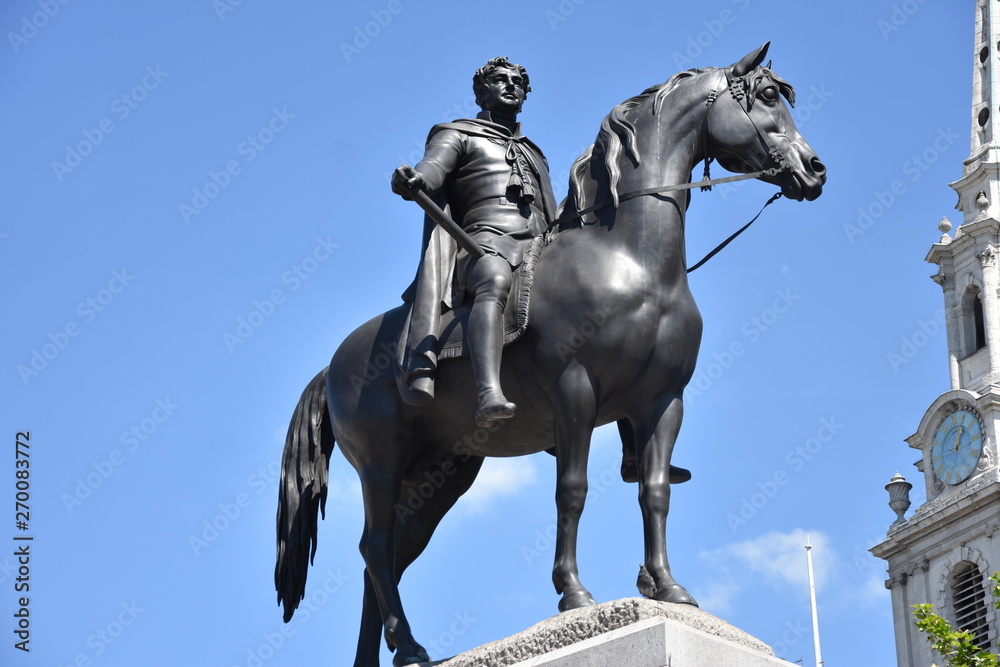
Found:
<box><xmin>563</xmin><ymin>65</ymin><xmax>794</xmax><ymax>218</ymax></box>
<box><xmin>565</xmin><ymin>68</ymin><xmax>705</xmax><ymax>215</ymax></box>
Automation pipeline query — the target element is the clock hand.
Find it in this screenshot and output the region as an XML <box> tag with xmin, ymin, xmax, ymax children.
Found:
<box><xmin>953</xmin><ymin>426</ymin><xmax>962</xmax><ymax>452</ymax></box>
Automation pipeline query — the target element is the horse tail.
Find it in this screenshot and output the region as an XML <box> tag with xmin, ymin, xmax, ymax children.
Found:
<box><xmin>275</xmin><ymin>366</ymin><xmax>335</xmax><ymax>623</ymax></box>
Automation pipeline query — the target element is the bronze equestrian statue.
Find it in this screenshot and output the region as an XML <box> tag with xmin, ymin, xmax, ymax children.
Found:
<box><xmin>276</xmin><ymin>44</ymin><xmax>826</xmax><ymax>666</ymax></box>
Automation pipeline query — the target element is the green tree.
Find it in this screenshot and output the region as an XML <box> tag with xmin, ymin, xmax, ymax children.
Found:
<box><xmin>913</xmin><ymin>572</ymin><xmax>1000</xmax><ymax>666</ymax></box>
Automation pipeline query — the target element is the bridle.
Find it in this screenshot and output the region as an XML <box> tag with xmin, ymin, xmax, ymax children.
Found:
<box><xmin>551</xmin><ymin>67</ymin><xmax>795</xmax><ymax>272</ymax></box>
<box><xmin>705</xmin><ymin>67</ymin><xmax>794</xmax><ymax>184</ymax></box>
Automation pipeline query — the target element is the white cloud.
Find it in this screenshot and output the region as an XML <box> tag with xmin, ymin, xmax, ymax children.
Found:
<box><xmin>695</xmin><ymin>529</ymin><xmax>835</xmax><ymax>611</ymax></box>
<box><xmin>458</xmin><ymin>457</ymin><xmax>538</xmax><ymax>513</ymax></box>
<box><xmin>325</xmin><ymin>464</ymin><xmax>363</xmax><ymax>515</ymax></box>
<box><xmin>692</xmin><ymin>579</ymin><xmax>741</xmax><ymax>616</ymax></box>
<box><xmin>859</xmin><ymin>572</ymin><xmax>890</xmax><ymax>606</ymax></box>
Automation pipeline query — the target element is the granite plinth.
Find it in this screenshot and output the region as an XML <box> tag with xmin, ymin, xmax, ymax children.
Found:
<box><xmin>419</xmin><ymin>598</ymin><xmax>796</xmax><ymax>667</ymax></box>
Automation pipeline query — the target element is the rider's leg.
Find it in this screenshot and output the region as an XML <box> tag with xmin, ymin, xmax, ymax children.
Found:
<box><xmin>466</xmin><ymin>253</ymin><xmax>516</xmax><ymax>427</ymax></box>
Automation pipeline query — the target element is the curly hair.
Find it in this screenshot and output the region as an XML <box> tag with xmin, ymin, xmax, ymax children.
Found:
<box><xmin>472</xmin><ymin>57</ymin><xmax>531</xmax><ymax>108</ymax></box>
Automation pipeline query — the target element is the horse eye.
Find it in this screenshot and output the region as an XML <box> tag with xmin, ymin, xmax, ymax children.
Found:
<box><xmin>760</xmin><ymin>86</ymin><xmax>778</xmax><ymax>102</ymax></box>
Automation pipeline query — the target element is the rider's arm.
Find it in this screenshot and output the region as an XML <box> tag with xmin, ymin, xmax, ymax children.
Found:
<box><xmin>412</xmin><ymin>129</ymin><xmax>464</xmax><ymax>194</ymax></box>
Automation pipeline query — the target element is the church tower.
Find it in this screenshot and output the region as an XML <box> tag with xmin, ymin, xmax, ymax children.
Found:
<box><xmin>871</xmin><ymin>2</ymin><xmax>1000</xmax><ymax>664</ymax></box>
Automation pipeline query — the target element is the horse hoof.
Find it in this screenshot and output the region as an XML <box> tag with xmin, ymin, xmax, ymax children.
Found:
<box><xmin>392</xmin><ymin>645</ymin><xmax>430</xmax><ymax>666</ymax></box>
<box><xmin>654</xmin><ymin>583</ymin><xmax>698</xmax><ymax>607</ymax></box>
<box><xmin>558</xmin><ymin>589</ymin><xmax>597</xmax><ymax>612</ymax></box>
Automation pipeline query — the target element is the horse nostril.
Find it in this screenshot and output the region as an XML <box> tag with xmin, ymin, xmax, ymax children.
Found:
<box><xmin>809</xmin><ymin>156</ymin><xmax>826</xmax><ymax>176</ymax></box>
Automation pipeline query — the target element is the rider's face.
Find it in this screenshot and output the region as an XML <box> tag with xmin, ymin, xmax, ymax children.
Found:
<box><xmin>478</xmin><ymin>67</ymin><xmax>526</xmax><ymax>116</ymax></box>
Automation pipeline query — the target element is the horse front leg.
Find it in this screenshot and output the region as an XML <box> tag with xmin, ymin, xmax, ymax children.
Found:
<box><xmin>634</xmin><ymin>394</ymin><xmax>697</xmax><ymax>606</ymax></box>
<box><xmin>551</xmin><ymin>365</ymin><xmax>598</xmax><ymax>612</ymax></box>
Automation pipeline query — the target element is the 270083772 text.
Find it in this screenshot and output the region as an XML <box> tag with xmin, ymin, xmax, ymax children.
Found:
<box><xmin>13</xmin><ymin>431</ymin><xmax>32</xmax><ymax>653</ymax></box>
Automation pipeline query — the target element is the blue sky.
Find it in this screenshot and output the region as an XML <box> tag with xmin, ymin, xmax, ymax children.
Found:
<box><xmin>1</xmin><ymin>1</ymin><xmax>972</xmax><ymax>665</ymax></box>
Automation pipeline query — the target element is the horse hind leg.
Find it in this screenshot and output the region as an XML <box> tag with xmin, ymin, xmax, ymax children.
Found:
<box><xmin>356</xmin><ymin>461</ymin><xmax>429</xmax><ymax>666</ymax></box>
<box><xmin>354</xmin><ymin>454</ymin><xmax>485</xmax><ymax>667</ymax></box>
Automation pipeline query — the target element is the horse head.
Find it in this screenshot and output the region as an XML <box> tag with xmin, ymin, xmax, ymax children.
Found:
<box><xmin>562</xmin><ymin>43</ymin><xmax>825</xmax><ymax>222</ymax></box>
<box><xmin>707</xmin><ymin>42</ymin><xmax>826</xmax><ymax>201</ymax></box>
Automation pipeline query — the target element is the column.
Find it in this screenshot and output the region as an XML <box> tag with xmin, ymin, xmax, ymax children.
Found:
<box><xmin>979</xmin><ymin>245</ymin><xmax>1000</xmax><ymax>387</ymax></box>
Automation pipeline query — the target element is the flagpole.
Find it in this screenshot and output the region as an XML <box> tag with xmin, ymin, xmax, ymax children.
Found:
<box><xmin>805</xmin><ymin>534</ymin><xmax>823</xmax><ymax>667</ymax></box>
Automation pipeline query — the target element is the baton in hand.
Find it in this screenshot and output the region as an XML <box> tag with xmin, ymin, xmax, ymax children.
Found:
<box><xmin>394</xmin><ymin>166</ymin><xmax>485</xmax><ymax>260</ymax></box>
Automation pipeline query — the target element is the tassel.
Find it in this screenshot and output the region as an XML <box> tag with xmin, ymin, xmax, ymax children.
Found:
<box><xmin>701</xmin><ymin>157</ymin><xmax>714</xmax><ymax>192</ymax></box>
<box><xmin>506</xmin><ymin>140</ymin><xmax>536</xmax><ymax>205</ymax></box>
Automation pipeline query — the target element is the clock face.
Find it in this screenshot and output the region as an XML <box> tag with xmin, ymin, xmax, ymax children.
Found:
<box><xmin>931</xmin><ymin>410</ymin><xmax>983</xmax><ymax>486</ymax></box>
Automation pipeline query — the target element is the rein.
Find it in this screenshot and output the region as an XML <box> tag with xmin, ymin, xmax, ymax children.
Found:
<box><xmin>551</xmin><ymin>165</ymin><xmax>783</xmax><ymax>227</ymax></box>
<box><xmin>550</xmin><ymin>66</ymin><xmax>792</xmax><ymax>273</ymax></box>
<box><xmin>685</xmin><ymin>191</ymin><xmax>781</xmax><ymax>273</ymax></box>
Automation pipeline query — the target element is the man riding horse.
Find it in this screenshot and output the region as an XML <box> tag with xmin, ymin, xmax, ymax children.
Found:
<box><xmin>278</xmin><ymin>44</ymin><xmax>826</xmax><ymax>666</ymax></box>
<box><xmin>392</xmin><ymin>57</ymin><xmax>557</xmax><ymax>428</ymax></box>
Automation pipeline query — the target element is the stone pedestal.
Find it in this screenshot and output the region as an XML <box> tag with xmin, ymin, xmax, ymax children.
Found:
<box><xmin>420</xmin><ymin>598</ymin><xmax>796</xmax><ymax>667</ymax></box>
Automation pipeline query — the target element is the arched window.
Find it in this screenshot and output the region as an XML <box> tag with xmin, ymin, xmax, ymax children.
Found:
<box><xmin>950</xmin><ymin>561</ymin><xmax>991</xmax><ymax>650</ymax></box>
<box><xmin>974</xmin><ymin>297</ymin><xmax>986</xmax><ymax>351</ymax></box>
<box><xmin>962</xmin><ymin>286</ymin><xmax>987</xmax><ymax>357</ymax></box>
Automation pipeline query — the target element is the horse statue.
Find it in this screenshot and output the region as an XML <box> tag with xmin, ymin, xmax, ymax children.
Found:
<box><xmin>275</xmin><ymin>43</ymin><xmax>825</xmax><ymax>667</ymax></box>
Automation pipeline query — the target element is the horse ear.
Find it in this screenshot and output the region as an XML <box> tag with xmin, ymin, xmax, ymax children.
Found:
<box><xmin>731</xmin><ymin>41</ymin><xmax>771</xmax><ymax>76</ymax></box>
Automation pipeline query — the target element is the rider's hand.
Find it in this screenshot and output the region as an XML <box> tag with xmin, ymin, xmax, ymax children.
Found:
<box><xmin>392</xmin><ymin>164</ymin><xmax>425</xmax><ymax>201</ymax></box>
